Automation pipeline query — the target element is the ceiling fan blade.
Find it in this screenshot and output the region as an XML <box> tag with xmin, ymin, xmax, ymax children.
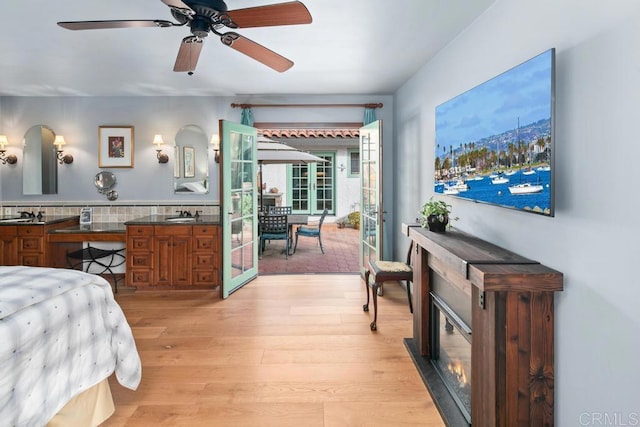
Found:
<box><xmin>220</xmin><ymin>33</ymin><xmax>293</xmax><ymax>72</ymax></box>
<box><xmin>160</xmin><ymin>0</ymin><xmax>194</xmax><ymax>15</ymax></box>
<box><xmin>174</xmin><ymin>36</ymin><xmax>204</xmax><ymax>73</ymax></box>
<box><xmin>225</xmin><ymin>1</ymin><xmax>312</xmax><ymax>28</ymax></box>
<box><xmin>57</xmin><ymin>20</ymin><xmax>174</xmax><ymax>30</ymax></box>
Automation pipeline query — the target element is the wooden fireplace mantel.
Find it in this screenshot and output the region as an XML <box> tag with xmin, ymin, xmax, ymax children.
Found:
<box><xmin>404</xmin><ymin>224</ymin><xmax>563</xmax><ymax>426</ymax></box>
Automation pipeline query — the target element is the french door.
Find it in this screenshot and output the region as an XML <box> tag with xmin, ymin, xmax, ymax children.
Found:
<box><xmin>289</xmin><ymin>153</ymin><xmax>335</xmax><ymax>215</ymax></box>
<box><xmin>359</xmin><ymin>120</ymin><xmax>383</xmax><ymax>274</ymax></box>
<box><xmin>220</xmin><ymin>120</ymin><xmax>258</xmax><ymax>298</ymax></box>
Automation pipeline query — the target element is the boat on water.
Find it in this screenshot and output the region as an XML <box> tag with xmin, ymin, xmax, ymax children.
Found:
<box><xmin>508</xmin><ymin>182</ymin><xmax>543</xmax><ymax>194</ymax></box>
<box><xmin>491</xmin><ymin>172</ymin><xmax>509</xmax><ymax>184</ymax></box>
<box><xmin>444</xmin><ymin>179</ymin><xmax>468</xmax><ymax>193</ymax></box>
<box><xmin>443</xmin><ymin>187</ymin><xmax>459</xmax><ymax>195</ymax></box>
<box><xmin>522</xmin><ymin>168</ymin><xmax>536</xmax><ymax>176</ymax></box>
<box><xmin>536</xmin><ymin>165</ymin><xmax>551</xmax><ymax>172</ymax></box>
<box><xmin>504</xmin><ymin>170</ymin><xmax>516</xmax><ymax>176</ymax></box>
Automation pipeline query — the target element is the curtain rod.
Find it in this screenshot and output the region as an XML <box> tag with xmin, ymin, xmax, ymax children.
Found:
<box><xmin>230</xmin><ymin>103</ymin><xmax>383</xmax><ymax>109</ymax></box>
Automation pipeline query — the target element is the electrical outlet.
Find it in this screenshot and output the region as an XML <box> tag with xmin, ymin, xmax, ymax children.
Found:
<box><xmin>3</xmin><ymin>207</ymin><xmax>11</xmax><ymax>216</ymax></box>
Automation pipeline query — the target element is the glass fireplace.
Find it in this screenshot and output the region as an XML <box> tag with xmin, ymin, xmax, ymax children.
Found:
<box><xmin>430</xmin><ymin>292</ymin><xmax>472</xmax><ymax>424</ymax></box>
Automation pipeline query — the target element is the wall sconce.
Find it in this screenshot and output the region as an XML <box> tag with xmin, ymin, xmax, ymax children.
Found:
<box><xmin>210</xmin><ymin>134</ymin><xmax>220</xmax><ymax>163</ymax></box>
<box><xmin>0</xmin><ymin>135</ymin><xmax>18</xmax><ymax>165</ymax></box>
<box><xmin>153</xmin><ymin>134</ymin><xmax>169</xmax><ymax>163</ymax></box>
<box><xmin>338</xmin><ymin>163</ymin><xmax>346</xmax><ymax>172</ymax></box>
<box><xmin>53</xmin><ymin>135</ymin><xmax>74</xmax><ymax>164</ymax></box>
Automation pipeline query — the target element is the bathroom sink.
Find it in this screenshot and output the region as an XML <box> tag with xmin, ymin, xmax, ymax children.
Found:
<box><xmin>165</xmin><ymin>216</ymin><xmax>196</xmax><ymax>222</ymax></box>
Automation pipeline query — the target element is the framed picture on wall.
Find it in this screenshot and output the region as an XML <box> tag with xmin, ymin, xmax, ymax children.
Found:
<box><xmin>80</xmin><ymin>207</ymin><xmax>93</xmax><ymax>225</ymax></box>
<box><xmin>99</xmin><ymin>126</ymin><xmax>134</xmax><ymax>168</ymax></box>
<box><xmin>183</xmin><ymin>146</ymin><xmax>195</xmax><ymax>178</ymax></box>
<box><xmin>173</xmin><ymin>145</ymin><xmax>180</xmax><ymax>178</ymax></box>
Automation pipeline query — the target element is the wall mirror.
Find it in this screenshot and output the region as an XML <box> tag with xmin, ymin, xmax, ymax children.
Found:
<box><xmin>23</xmin><ymin>125</ymin><xmax>57</xmax><ymax>195</ymax></box>
<box><xmin>173</xmin><ymin>124</ymin><xmax>209</xmax><ymax>194</ymax></box>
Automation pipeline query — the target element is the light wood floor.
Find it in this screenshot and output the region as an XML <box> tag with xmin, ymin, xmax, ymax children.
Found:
<box><xmin>104</xmin><ymin>275</ymin><xmax>444</xmax><ymax>426</ymax></box>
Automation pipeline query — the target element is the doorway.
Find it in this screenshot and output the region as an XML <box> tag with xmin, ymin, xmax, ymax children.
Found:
<box><xmin>290</xmin><ymin>153</ymin><xmax>335</xmax><ymax>215</ymax></box>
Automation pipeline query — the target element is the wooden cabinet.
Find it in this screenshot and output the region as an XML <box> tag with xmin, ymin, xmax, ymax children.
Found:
<box><xmin>155</xmin><ymin>225</ymin><xmax>191</xmax><ymax>287</ymax></box>
<box><xmin>126</xmin><ymin>225</ymin><xmax>154</xmax><ymax>287</ymax></box>
<box><xmin>0</xmin><ymin>218</ymin><xmax>78</xmax><ymax>267</ymax></box>
<box><xmin>192</xmin><ymin>225</ymin><xmax>220</xmax><ymax>286</ymax></box>
<box><xmin>126</xmin><ymin>223</ymin><xmax>220</xmax><ymax>289</ymax></box>
<box><xmin>406</xmin><ymin>226</ymin><xmax>564</xmax><ymax>427</ymax></box>
<box><xmin>0</xmin><ymin>226</ymin><xmax>18</xmax><ymax>265</ymax></box>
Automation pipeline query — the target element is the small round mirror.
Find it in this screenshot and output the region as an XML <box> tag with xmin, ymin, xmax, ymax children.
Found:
<box><xmin>106</xmin><ymin>190</ymin><xmax>119</xmax><ymax>201</ymax></box>
<box><xmin>94</xmin><ymin>171</ymin><xmax>116</xmax><ymax>193</ymax></box>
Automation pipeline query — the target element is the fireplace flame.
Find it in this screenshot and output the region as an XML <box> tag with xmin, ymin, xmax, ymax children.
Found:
<box><xmin>447</xmin><ymin>360</ymin><xmax>468</xmax><ymax>387</ymax></box>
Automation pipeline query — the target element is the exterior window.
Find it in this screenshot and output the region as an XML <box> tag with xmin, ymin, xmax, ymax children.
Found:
<box><xmin>348</xmin><ymin>149</ymin><xmax>360</xmax><ymax>177</ymax></box>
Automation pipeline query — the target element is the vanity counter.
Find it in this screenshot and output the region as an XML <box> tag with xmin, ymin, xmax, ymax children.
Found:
<box><xmin>48</xmin><ymin>222</ymin><xmax>126</xmax><ymax>242</ymax></box>
<box><xmin>0</xmin><ymin>215</ymin><xmax>80</xmax><ymax>226</ymax></box>
<box><xmin>124</xmin><ymin>214</ymin><xmax>220</xmax><ymax>225</ymax></box>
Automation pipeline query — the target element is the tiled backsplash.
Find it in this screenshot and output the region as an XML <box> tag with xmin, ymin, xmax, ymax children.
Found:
<box><xmin>0</xmin><ymin>203</ymin><xmax>220</xmax><ymax>223</ymax></box>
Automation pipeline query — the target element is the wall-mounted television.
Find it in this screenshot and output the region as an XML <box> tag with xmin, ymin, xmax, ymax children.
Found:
<box><xmin>435</xmin><ymin>48</ymin><xmax>555</xmax><ymax>216</ymax></box>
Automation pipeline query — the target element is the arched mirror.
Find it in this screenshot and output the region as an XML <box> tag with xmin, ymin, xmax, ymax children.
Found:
<box><xmin>173</xmin><ymin>124</ymin><xmax>209</xmax><ymax>194</ymax></box>
<box><xmin>23</xmin><ymin>125</ymin><xmax>57</xmax><ymax>195</ymax></box>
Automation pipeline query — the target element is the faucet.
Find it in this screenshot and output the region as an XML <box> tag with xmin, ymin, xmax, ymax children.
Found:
<box><xmin>19</xmin><ymin>210</ymin><xmax>35</xmax><ymax>218</ymax></box>
<box><xmin>176</xmin><ymin>210</ymin><xmax>192</xmax><ymax>218</ymax></box>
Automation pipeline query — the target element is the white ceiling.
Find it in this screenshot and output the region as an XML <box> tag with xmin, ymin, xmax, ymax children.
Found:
<box><xmin>0</xmin><ymin>0</ymin><xmax>495</xmax><ymax>96</ymax></box>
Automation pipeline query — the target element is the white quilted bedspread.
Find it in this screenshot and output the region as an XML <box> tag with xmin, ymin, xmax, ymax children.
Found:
<box><xmin>0</xmin><ymin>266</ymin><xmax>141</xmax><ymax>426</ymax></box>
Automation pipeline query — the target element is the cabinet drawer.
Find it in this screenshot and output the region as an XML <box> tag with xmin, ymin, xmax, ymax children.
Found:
<box><xmin>0</xmin><ymin>226</ymin><xmax>17</xmax><ymax>237</ymax></box>
<box><xmin>18</xmin><ymin>226</ymin><xmax>43</xmax><ymax>236</ymax></box>
<box><xmin>155</xmin><ymin>225</ymin><xmax>191</xmax><ymax>236</ymax></box>
<box><xmin>128</xmin><ymin>226</ymin><xmax>153</xmax><ymax>236</ymax></box>
<box><xmin>194</xmin><ymin>254</ymin><xmax>214</xmax><ymax>267</ymax></box>
<box><xmin>128</xmin><ymin>270</ymin><xmax>152</xmax><ymax>287</ymax></box>
<box><xmin>19</xmin><ymin>237</ymin><xmax>43</xmax><ymax>252</ymax></box>
<box><xmin>129</xmin><ymin>253</ymin><xmax>152</xmax><ymax>268</ymax></box>
<box><xmin>193</xmin><ymin>237</ymin><xmax>215</xmax><ymax>251</ymax></box>
<box><xmin>128</xmin><ymin>237</ymin><xmax>153</xmax><ymax>251</ymax></box>
<box><xmin>19</xmin><ymin>254</ymin><xmax>43</xmax><ymax>267</ymax></box>
<box><xmin>193</xmin><ymin>225</ymin><xmax>217</xmax><ymax>236</ymax></box>
<box><xmin>194</xmin><ymin>270</ymin><xmax>217</xmax><ymax>285</ymax></box>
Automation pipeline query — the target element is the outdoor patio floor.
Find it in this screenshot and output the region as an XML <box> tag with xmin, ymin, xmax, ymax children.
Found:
<box><xmin>258</xmin><ymin>223</ymin><xmax>360</xmax><ymax>275</ymax></box>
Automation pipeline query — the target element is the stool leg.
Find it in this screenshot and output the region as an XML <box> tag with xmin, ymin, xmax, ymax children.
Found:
<box><xmin>406</xmin><ymin>280</ymin><xmax>413</xmax><ymax>313</ymax></box>
<box><xmin>370</xmin><ymin>281</ymin><xmax>379</xmax><ymax>331</ymax></box>
<box><xmin>363</xmin><ymin>270</ymin><xmax>371</xmax><ymax>312</ymax></box>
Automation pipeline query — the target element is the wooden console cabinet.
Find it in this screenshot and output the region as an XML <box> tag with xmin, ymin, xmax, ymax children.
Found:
<box><xmin>126</xmin><ymin>224</ymin><xmax>220</xmax><ymax>289</ymax></box>
<box><xmin>406</xmin><ymin>225</ymin><xmax>563</xmax><ymax>427</ymax></box>
<box><xmin>0</xmin><ymin>218</ymin><xmax>79</xmax><ymax>267</ymax></box>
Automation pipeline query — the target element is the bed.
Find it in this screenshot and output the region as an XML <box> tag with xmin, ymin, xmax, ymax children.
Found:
<box><xmin>0</xmin><ymin>266</ymin><xmax>141</xmax><ymax>426</ymax></box>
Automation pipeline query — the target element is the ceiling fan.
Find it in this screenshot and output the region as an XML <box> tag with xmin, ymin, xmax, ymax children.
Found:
<box><xmin>57</xmin><ymin>0</ymin><xmax>312</xmax><ymax>74</ymax></box>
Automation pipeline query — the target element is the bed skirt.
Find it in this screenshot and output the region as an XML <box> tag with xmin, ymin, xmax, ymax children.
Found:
<box><xmin>47</xmin><ymin>379</ymin><xmax>115</xmax><ymax>427</ymax></box>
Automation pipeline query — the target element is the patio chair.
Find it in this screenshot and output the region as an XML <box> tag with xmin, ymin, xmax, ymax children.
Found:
<box><xmin>268</xmin><ymin>206</ymin><xmax>292</xmax><ymax>215</ymax></box>
<box><xmin>363</xmin><ymin>241</ymin><xmax>414</xmax><ymax>331</ymax></box>
<box><xmin>259</xmin><ymin>214</ymin><xmax>289</xmax><ymax>259</ymax></box>
<box><xmin>293</xmin><ymin>209</ymin><xmax>328</xmax><ymax>254</ymax></box>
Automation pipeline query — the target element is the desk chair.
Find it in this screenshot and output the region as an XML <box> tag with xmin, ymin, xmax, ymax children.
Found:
<box><xmin>66</xmin><ymin>244</ymin><xmax>126</xmax><ymax>293</ymax></box>
<box><xmin>363</xmin><ymin>241</ymin><xmax>414</xmax><ymax>331</ymax></box>
<box><xmin>259</xmin><ymin>214</ymin><xmax>289</xmax><ymax>259</ymax></box>
<box><xmin>293</xmin><ymin>209</ymin><xmax>328</xmax><ymax>254</ymax></box>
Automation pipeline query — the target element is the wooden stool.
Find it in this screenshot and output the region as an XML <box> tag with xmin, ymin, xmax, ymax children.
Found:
<box><xmin>363</xmin><ymin>242</ymin><xmax>414</xmax><ymax>331</ymax></box>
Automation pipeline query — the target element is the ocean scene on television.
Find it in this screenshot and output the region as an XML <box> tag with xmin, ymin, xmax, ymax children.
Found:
<box><xmin>435</xmin><ymin>48</ymin><xmax>555</xmax><ymax>216</ymax></box>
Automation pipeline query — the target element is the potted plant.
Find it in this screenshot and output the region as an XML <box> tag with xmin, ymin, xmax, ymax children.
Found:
<box><xmin>420</xmin><ymin>197</ymin><xmax>455</xmax><ymax>232</ymax></box>
<box><xmin>347</xmin><ymin>211</ymin><xmax>360</xmax><ymax>230</ymax></box>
